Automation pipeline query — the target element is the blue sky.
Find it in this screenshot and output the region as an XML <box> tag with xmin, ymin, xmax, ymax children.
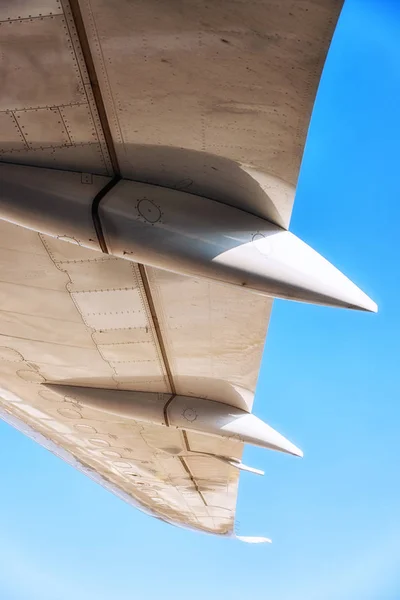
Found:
<box><xmin>1</xmin><ymin>0</ymin><xmax>400</xmax><ymax>598</ymax></box>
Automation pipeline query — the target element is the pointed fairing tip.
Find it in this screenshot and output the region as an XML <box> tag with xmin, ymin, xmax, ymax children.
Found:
<box><xmin>249</xmin><ymin>230</ymin><xmax>378</xmax><ymax>312</ymax></box>
<box><xmin>268</xmin><ymin>429</ymin><xmax>303</xmax><ymax>458</ymax></box>
<box><xmin>332</xmin><ymin>277</ymin><xmax>377</xmax><ymax>313</ymax></box>
<box><xmin>354</xmin><ymin>294</ymin><xmax>378</xmax><ymax>314</ymax></box>
<box><xmin>232</xmin><ymin>412</ymin><xmax>304</xmax><ymax>457</ymax></box>
<box><xmin>284</xmin><ymin>231</ymin><xmax>379</xmax><ymax>313</ymax></box>
<box><xmin>286</xmin><ymin>444</ymin><xmax>303</xmax><ymax>459</ymax></box>
<box><xmin>236</xmin><ymin>536</ymin><xmax>272</xmax><ymax>544</ymax></box>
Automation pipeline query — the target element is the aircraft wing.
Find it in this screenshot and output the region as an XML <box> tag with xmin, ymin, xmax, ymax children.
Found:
<box><xmin>0</xmin><ymin>0</ymin><xmax>344</xmax><ymax>537</ymax></box>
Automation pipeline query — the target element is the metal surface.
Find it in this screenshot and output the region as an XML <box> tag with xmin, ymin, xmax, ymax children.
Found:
<box><xmin>0</xmin><ymin>1</ymin><xmax>113</xmax><ymax>173</ymax></box>
<box><xmin>45</xmin><ymin>384</ymin><xmax>303</xmax><ymax>456</ymax></box>
<box><xmin>0</xmin><ymin>220</ymin><xmax>270</xmax><ymax>533</ymax></box>
<box><xmin>79</xmin><ymin>0</ymin><xmax>342</xmax><ymax>228</ymax></box>
<box><xmin>0</xmin><ymin>0</ymin><xmax>342</xmax><ymax>225</ymax></box>
<box><xmin>0</xmin><ymin>163</ymin><xmax>377</xmax><ymax>311</ymax></box>
<box><xmin>0</xmin><ymin>0</ymin><xmax>344</xmax><ymax>536</ymax></box>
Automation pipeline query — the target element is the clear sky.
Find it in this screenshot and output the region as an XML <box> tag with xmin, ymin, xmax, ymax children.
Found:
<box><xmin>1</xmin><ymin>0</ymin><xmax>400</xmax><ymax>598</ymax></box>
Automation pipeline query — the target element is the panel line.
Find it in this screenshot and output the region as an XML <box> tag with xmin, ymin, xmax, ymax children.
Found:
<box><xmin>68</xmin><ymin>0</ymin><xmax>120</xmax><ymax>175</ymax></box>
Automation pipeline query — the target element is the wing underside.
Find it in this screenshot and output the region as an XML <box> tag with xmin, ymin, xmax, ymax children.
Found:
<box><xmin>0</xmin><ymin>0</ymin><xmax>343</xmax><ymax>534</ymax></box>
<box><xmin>0</xmin><ymin>221</ymin><xmax>268</xmax><ymax>534</ymax></box>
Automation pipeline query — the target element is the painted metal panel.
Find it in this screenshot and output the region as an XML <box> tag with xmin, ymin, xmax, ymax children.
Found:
<box><xmin>0</xmin><ymin>4</ymin><xmax>112</xmax><ymax>173</ymax></box>
<box><xmin>0</xmin><ymin>1</ymin><xmax>63</xmax><ymax>21</ymax></box>
<box><xmin>0</xmin><ymin>219</ymin><xmax>258</xmax><ymax>533</ymax></box>
<box><xmin>79</xmin><ymin>0</ymin><xmax>342</xmax><ymax>227</ymax></box>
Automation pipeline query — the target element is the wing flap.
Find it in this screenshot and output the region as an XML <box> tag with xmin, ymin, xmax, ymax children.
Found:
<box><xmin>0</xmin><ymin>219</ymin><xmax>263</xmax><ymax>533</ymax></box>
<box><xmin>0</xmin><ymin>399</ymin><xmax>239</xmax><ymax>534</ymax></box>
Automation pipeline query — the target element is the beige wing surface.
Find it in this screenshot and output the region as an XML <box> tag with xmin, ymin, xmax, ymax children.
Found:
<box><xmin>0</xmin><ymin>221</ymin><xmax>269</xmax><ymax>534</ymax></box>
<box><xmin>0</xmin><ymin>1</ymin><xmax>342</xmax><ymax>535</ymax></box>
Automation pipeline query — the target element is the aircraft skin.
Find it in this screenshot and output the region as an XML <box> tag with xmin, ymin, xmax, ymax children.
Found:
<box><xmin>0</xmin><ymin>0</ymin><xmax>374</xmax><ymax>541</ymax></box>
